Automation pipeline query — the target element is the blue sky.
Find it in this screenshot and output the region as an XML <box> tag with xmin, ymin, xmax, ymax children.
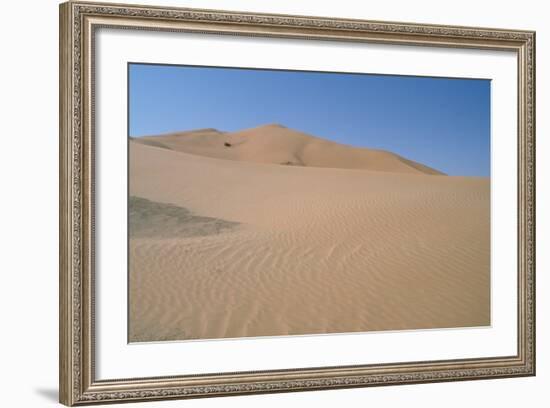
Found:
<box><xmin>129</xmin><ymin>63</ymin><xmax>490</xmax><ymax>177</ymax></box>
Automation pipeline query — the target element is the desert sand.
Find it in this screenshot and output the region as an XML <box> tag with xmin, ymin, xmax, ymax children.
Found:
<box><xmin>129</xmin><ymin>124</ymin><xmax>490</xmax><ymax>342</ymax></box>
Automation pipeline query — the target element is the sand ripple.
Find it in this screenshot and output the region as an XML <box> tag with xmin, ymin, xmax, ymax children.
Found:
<box><xmin>128</xmin><ymin>141</ymin><xmax>489</xmax><ymax>342</ymax></box>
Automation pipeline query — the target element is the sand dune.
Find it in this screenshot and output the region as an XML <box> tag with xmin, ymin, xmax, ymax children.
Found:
<box><xmin>132</xmin><ymin>124</ymin><xmax>444</xmax><ymax>175</ymax></box>
<box><xmin>128</xmin><ymin>134</ymin><xmax>490</xmax><ymax>342</ymax></box>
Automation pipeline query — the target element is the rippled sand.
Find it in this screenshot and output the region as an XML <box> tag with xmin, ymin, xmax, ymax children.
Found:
<box><xmin>128</xmin><ymin>126</ymin><xmax>490</xmax><ymax>342</ymax></box>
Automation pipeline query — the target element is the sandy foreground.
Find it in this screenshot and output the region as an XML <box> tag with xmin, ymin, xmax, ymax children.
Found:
<box><xmin>129</xmin><ymin>125</ymin><xmax>490</xmax><ymax>342</ymax></box>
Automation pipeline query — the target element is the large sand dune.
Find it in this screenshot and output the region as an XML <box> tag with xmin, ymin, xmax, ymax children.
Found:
<box><xmin>132</xmin><ymin>124</ymin><xmax>444</xmax><ymax>175</ymax></box>
<box><xmin>128</xmin><ymin>128</ymin><xmax>489</xmax><ymax>342</ymax></box>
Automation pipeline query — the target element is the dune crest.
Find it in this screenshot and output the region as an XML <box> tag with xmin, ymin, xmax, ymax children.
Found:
<box><xmin>133</xmin><ymin>124</ymin><xmax>444</xmax><ymax>175</ymax></box>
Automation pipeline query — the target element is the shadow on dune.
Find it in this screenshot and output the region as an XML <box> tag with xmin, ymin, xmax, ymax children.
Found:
<box><xmin>129</xmin><ymin>196</ymin><xmax>240</xmax><ymax>239</ymax></box>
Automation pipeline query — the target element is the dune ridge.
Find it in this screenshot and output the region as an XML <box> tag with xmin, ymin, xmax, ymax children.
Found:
<box><xmin>128</xmin><ymin>138</ymin><xmax>490</xmax><ymax>342</ymax></box>
<box><xmin>132</xmin><ymin>124</ymin><xmax>444</xmax><ymax>175</ymax></box>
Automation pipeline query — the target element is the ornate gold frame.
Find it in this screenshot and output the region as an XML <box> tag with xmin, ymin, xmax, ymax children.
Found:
<box><xmin>59</xmin><ymin>1</ymin><xmax>536</xmax><ymax>405</ymax></box>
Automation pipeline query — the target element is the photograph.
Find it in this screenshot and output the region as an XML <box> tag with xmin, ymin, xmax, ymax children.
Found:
<box><xmin>128</xmin><ymin>63</ymin><xmax>491</xmax><ymax>342</ymax></box>
<box><xmin>57</xmin><ymin>2</ymin><xmax>536</xmax><ymax>404</ymax></box>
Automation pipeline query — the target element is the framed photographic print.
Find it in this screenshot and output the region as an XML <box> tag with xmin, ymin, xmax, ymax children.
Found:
<box><xmin>59</xmin><ymin>1</ymin><xmax>536</xmax><ymax>405</ymax></box>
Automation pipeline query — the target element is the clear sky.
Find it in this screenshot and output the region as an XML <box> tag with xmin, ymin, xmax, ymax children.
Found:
<box><xmin>129</xmin><ymin>63</ymin><xmax>490</xmax><ymax>177</ymax></box>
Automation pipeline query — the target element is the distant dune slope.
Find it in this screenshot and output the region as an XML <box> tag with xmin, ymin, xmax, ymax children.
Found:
<box><xmin>129</xmin><ymin>141</ymin><xmax>489</xmax><ymax>342</ymax></box>
<box><xmin>132</xmin><ymin>124</ymin><xmax>444</xmax><ymax>175</ymax></box>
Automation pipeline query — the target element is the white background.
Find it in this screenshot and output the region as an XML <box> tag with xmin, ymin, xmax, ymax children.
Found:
<box><xmin>96</xmin><ymin>29</ymin><xmax>518</xmax><ymax>379</ymax></box>
<box><xmin>0</xmin><ymin>0</ymin><xmax>546</xmax><ymax>407</ymax></box>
